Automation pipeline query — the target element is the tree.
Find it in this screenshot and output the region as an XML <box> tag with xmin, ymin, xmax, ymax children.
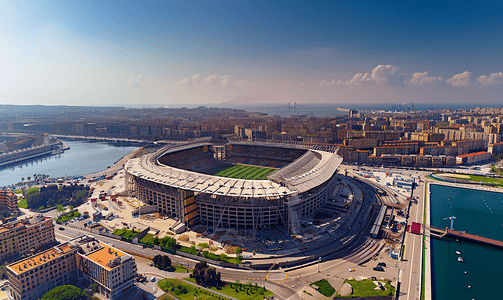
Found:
<box><xmin>160</xmin><ymin>236</ymin><xmax>176</xmax><ymax>249</ymax></box>
<box><xmin>153</xmin><ymin>255</ymin><xmax>162</xmax><ymax>266</ymax></box>
<box><xmin>159</xmin><ymin>255</ymin><xmax>171</xmax><ymax>269</ymax></box>
<box><xmin>220</xmin><ymin>253</ymin><xmax>227</xmax><ymax>261</ymax></box>
<box><xmin>192</xmin><ymin>261</ymin><xmax>221</xmax><ymax>287</ymax></box>
<box><xmin>57</xmin><ymin>204</ymin><xmax>65</xmax><ymax>212</ymax></box>
<box><xmin>235</xmin><ymin>247</ymin><xmax>242</xmax><ymax>255</ymax></box>
<box><xmin>21</xmin><ymin>177</ymin><xmax>25</xmax><ymax>183</ymax></box>
<box><xmin>41</xmin><ymin>285</ymin><xmax>81</xmax><ymax>300</ymax></box>
<box><xmin>152</xmin><ymin>255</ymin><xmax>171</xmax><ymax>270</ymax></box>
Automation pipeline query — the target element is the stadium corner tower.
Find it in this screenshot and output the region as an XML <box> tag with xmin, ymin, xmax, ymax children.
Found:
<box><xmin>125</xmin><ymin>141</ymin><xmax>342</xmax><ymax>237</ymax></box>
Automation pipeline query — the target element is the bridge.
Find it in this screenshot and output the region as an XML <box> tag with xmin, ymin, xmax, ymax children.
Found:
<box><xmin>425</xmin><ymin>225</ymin><xmax>503</xmax><ymax>249</ymax></box>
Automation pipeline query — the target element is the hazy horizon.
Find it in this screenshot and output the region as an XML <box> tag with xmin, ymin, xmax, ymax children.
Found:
<box><xmin>2</xmin><ymin>1</ymin><xmax>503</xmax><ymax>106</ymax></box>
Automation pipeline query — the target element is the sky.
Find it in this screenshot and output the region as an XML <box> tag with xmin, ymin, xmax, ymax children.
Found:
<box><xmin>1</xmin><ymin>0</ymin><xmax>503</xmax><ymax>107</ymax></box>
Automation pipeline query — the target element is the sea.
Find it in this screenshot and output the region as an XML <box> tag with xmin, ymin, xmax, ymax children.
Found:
<box><xmin>430</xmin><ymin>184</ymin><xmax>503</xmax><ymax>300</ymax></box>
<box><xmin>0</xmin><ymin>140</ymin><xmax>140</xmax><ymax>188</ymax></box>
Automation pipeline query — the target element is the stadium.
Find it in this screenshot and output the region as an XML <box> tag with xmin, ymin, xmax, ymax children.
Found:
<box><xmin>124</xmin><ymin>141</ymin><xmax>342</xmax><ymax>237</ymax></box>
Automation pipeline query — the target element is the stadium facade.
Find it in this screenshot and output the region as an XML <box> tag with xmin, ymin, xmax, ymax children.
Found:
<box><xmin>125</xmin><ymin>141</ymin><xmax>342</xmax><ymax>236</ymax></box>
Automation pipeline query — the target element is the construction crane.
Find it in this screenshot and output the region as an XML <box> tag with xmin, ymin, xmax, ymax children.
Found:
<box><xmin>443</xmin><ymin>216</ymin><xmax>457</xmax><ymax>230</ymax></box>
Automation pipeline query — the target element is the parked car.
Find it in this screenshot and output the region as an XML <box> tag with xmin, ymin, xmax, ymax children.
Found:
<box><xmin>150</xmin><ymin>276</ymin><xmax>156</xmax><ymax>282</ymax></box>
<box><xmin>149</xmin><ymin>262</ymin><xmax>153</xmax><ymax>266</ymax></box>
<box><xmin>59</xmin><ymin>227</ymin><xmax>65</xmax><ymax>230</ymax></box>
<box><xmin>377</xmin><ymin>262</ymin><xmax>386</xmax><ymax>267</ymax></box>
<box><xmin>373</xmin><ymin>266</ymin><xmax>384</xmax><ymax>272</ymax></box>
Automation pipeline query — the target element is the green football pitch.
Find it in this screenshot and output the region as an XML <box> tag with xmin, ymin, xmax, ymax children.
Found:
<box><xmin>215</xmin><ymin>164</ymin><xmax>276</xmax><ymax>180</ymax></box>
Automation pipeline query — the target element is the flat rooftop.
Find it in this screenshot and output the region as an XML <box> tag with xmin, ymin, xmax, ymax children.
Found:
<box><xmin>85</xmin><ymin>242</ymin><xmax>127</xmax><ymax>270</ymax></box>
<box><xmin>9</xmin><ymin>245</ymin><xmax>74</xmax><ymax>275</ymax></box>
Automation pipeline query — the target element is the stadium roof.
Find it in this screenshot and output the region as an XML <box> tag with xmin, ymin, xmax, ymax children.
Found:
<box><xmin>125</xmin><ymin>142</ymin><xmax>342</xmax><ymax>197</ymax></box>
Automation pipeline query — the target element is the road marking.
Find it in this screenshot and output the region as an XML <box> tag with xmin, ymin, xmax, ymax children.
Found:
<box><xmin>266</xmin><ymin>273</ymin><xmax>269</xmax><ymax>280</ymax></box>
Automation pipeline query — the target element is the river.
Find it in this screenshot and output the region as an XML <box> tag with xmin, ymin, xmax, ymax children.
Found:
<box><xmin>0</xmin><ymin>140</ymin><xmax>140</xmax><ymax>188</ymax></box>
<box><xmin>430</xmin><ymin>184</ymin><xmax>503</xmax><ymax>300</ymax></box>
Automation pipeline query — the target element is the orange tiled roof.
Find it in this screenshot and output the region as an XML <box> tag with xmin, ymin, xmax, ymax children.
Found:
<box><xmin>457</xmin><ymin>151</ymin><xmax>489</xmax><ymax>158</ymax></box>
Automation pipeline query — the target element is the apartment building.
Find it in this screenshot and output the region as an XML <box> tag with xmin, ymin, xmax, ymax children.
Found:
<box><xmin>0</xmin><ymin>190</ymin><xmax>18</xmax><ymax>213</ymax></box>
<box><xmin>0</xmin><ymin>216</ymin><xmax>55</xmax><ymax>263</ymax></box>
<box><xmin>7</xmin><ymin>241</ymin><xmax>77</xmax><ymax>300</ymax></box>
<box><xmin>76</xmin><ymin>240</ymin><xmax>137</xmax><ymax>300</ymax></box>
<box><xmin>7</xmin><ymin>235</ymin><xmax>137</xmax><ymax>300</ymax></box>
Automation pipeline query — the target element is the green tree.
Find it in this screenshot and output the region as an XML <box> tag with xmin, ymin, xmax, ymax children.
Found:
<box><xmin>41</xmin><ymin>285</ymin><xmax>81</xmax><ymax>300</ymax></box>
<box><xmin>192</xmin><ymin>261</ymin><xmax>221</xmax><ymax>287</ymax></box>
<box><xmin>57</xmin><ymin>204</ymin><xmax>65</xmax><ymax>212</ymax></box>
<box><xmin>219</xmin><ymin>253</ymin><xmax>227</xmax><ymax>261</ymax></box>
<box><xmin>153</xmin><ymin>255</ymin><xmax>162</xmax><ymax>266</ymax></box>
<box><xmin>159</xmin><ymin>255</ymin><xmax>171</xmax><ymax>269</ymax></box>
<box><xmin>235</xmin><ymin>247</ymin><xmax>242</xmax><ymax>254</ymax></box>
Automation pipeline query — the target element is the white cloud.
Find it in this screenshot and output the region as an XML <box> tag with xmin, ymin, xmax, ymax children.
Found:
<box><xmin>343</xmin><ymin>72</ymin><xmax>374</xmax><ymax>85</ymax></box>
<box><xmin>371</xmin><ymin>65</ymin><xmax>406</xmax><ymax>85</ymax></box>
<box><xmin>409</xmin><ymin>71</ymin><xmax>445</xmax><ymax>87</ymax></box>
<box><xmin>177</xmin><ymin>73</ymin><xmax>200</xmax><ymax>86</ymax></box>
<box><xmin>478</xmin><ymin>72</ymin><xmax>503</xmax><ymax>86</ymax></box>
<box><xmin>127</xmin><ymin>74</ymin><xmax>145</xmax><ymax>86</ymax></box>
<box><xmin>178</xmin><ymin>73</ymin><xmax>231</xmax><ymax>87</ymax></box>
<box><xmin>447</xmin><ymin>71</ymin><xmax>475</xmax><ymax>87</ymax></box>
<box><xmin>317</xmin><ymin>79</ymin><xmax>337</xmax><ymax>86</ymax></box>
<box><xmin>335</xmin><ymin>65</ymin><xmax>405</xmax><ymax>86</ymax></box>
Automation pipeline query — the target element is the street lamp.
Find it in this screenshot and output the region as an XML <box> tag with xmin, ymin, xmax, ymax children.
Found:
<box><xmin>318</xmin><ymin>257</ymin><xmax>321</xmax><ymax>272</ymax></box>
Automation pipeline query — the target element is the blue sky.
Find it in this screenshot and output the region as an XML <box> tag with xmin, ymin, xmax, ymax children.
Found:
<box><xmin>1</xmin><ymin>0</ymin><xmax>503</xmax><ymax>106</ymax></box>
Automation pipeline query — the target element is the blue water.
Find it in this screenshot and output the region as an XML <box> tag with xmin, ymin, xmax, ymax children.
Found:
<box><xmin>430</xmin><ymin>184</ymin><xmax>503</xmax><ymax>300</ymax></box>
<box><xmin>0</xmin><ymin>140</ymin><xmax>139</xmax><ymax>187</ymax></box>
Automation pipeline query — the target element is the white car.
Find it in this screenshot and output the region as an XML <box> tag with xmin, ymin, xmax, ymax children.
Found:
<box><xmin>150</xmin><ymin>276</ymin><xmax>156</xmax><ymax>282</ymax></box>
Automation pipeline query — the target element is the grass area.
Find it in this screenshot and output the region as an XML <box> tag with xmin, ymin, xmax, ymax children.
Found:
<box><xmin>209</xmin><ymin>281</ymin><xmax>273</xmax><ymax>300</ymax></box>
<box><xmin>201</xmin><ymin>251</ymin><xmax>242</xmax><ymax>264</ymax></box>
<box><xmin>158</xmin><ymin>279</ymin><xmax>221</xmax><ymax>300</ymax></box>
<box><xmin>113</xmin><ymin>228</ymin><xmax>126</xmax><ymax>236</ymax></box>
<box><xmin>335</xmin><ymin>279</ymin><xmax>395</xmax><ymax>298</ymax></box>
<box><xmin>57</xmin><ymin>210</ymin><xmax>81</xmax><ymax>223</ymax></box>
<box><xmin>26</xmin><ymin>187</ymin><xmax>40</xmax><ymax>194</ymax></box>
<box><xmin>17</xmin><ymin>198</ymin><xmax>28</xmax><ymax>208</ymax></box>
<box><xmin>183</xmin><ymin>278</ymin><xmax>273</xmax><ymax>300</ymax></box>
<box><xmin>140</xmin><ymin>233</ymin><xmax>154</xmax><ymax>243</ymax></box>
<box><xmin>467</xmin><ymin>174</ymin><xmax>503</xmax><ymax>186</ymax></box>
<box><xmin>165</xmin><ymin>265</ymin><xmax>190</xmax><ymax>273</ymax></box>
<box><xmin>215</xmin><ymin>165</ymin><xmax>276</xmax><ymax>180</ymax></box>
<box><xmin>113</xmin><ymin>228</ymin><xmax>141</xmax><ymax>240</ymax></box>
<box><xmin>311</xmin><ymin>279</ymin><xmax>335</xmax><ymax>297</ymax></box>
<box><xmin>178</xmin><ymin>245</ymin><xmax>199</xmax><ymax>255</ymax></box>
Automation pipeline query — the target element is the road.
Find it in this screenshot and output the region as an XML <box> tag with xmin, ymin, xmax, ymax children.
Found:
<box><xmin>398</xmin><ymin>172</ymin><xmax>427</xmax><ymax>300</ymax></box>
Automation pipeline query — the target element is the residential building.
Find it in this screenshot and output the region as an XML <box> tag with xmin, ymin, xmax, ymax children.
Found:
<box><xmin>0</xmin><ymin>216</ymin><xmax>55</xmax><ymax>264</ymax></box>
<box><xmin>0</xmin><ymin>190</ymin><xmax>18</xmax><ymax>213</ymax></box>
<box><xmin>7</xmin><ymin>235</ymin><xmax>137</xmax><ymax>300</ymax></box>
<box><xmin>456</xmin><ymin>152</ymin><xmax>492</xmax><ymax>165</ymax></box>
